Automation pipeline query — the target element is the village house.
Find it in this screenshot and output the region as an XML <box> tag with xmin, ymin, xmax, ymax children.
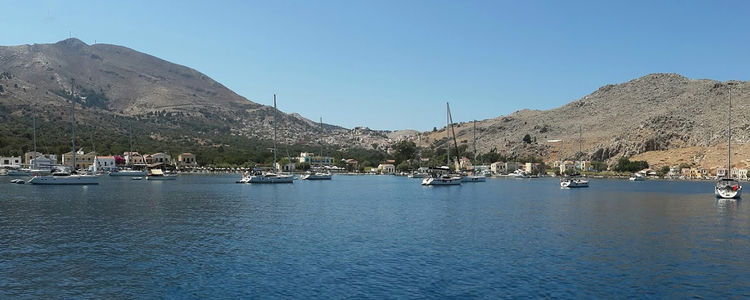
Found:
<box><xmin>62</xmin><ymin>150</ymin><xmax>97</xmax><ymax>170</ymax></box>
<box><xmin>559</xmin><ymin>160</ymin><xmax>576</xmax><ymax>174</ymax></box>
<box><xmin>344</xmin><ymin>158</ymin><xmax>359</xmax><ymax>171</ymax></box>
<box><xmin>738</xmin><ymin>169</ymin><xmax>748</xmax><ymax>180</ymax></box>
<box><xmin>378</xmin><ymin>163</ymin><xmax>396</xmax><ymax>174</ymax></box>
<box><xmin>178</xmin><ymin>153</ymin><xmax>197</xmax><ymax>167</ymax></box>
<box><xmin>24</xmin><ymin>151</ymin><xmax>57</xmax><ymax>165</ymax></box>
<box><xmin>123</xmin><ymin>152</ymin><xmax>145</xmax><ymax>165</ymax></box>
<box><xmin>0</xmin><ymin>156</ymin><xmax>22</xmax><ymax>167</ymax></box>
<box><xmin>459</xmin><ymin>157</ymin><xmax>473</xmax><ymax>170</ymax></box>
<box><xmin>298</xmin><ymin>152</ymin><xmax>333</xmax><ymax>167</ymax></box>
<box><xmin>145</xmin><ymin>152</ymin><xmax>171</xmax><ymax>164</ymax></box>
<box><xmin>93</xmin><ymin>156</ymin><xmax>117</xmax><ymax>172</ymax></box>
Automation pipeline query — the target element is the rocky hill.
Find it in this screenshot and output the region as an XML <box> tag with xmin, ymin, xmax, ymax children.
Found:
<box><xmin>0</xmin><ymin>39</ymin><xmax>400</xmax><ymax>161</ymax></box>
<box><xmin>418</xmin><ymin>73</ymin><xmax>749</xmax><ymax>170</ymax></box>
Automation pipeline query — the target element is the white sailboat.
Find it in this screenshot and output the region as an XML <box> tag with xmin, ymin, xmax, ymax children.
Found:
<box><xmin>462</xmin><ymin>120</ymin><xmax>486</xmax><ymax>182</ymax></box>
<box><xmin>146</xmin><ymin>168</ymin><xmax>177</xmax><ymax>180</ymax></box>
<box><xmin>715</xmin><ymin>86</ymin><xmax>741</xmax><ymax>199</ymax></box>
<box><xmin>29</xmin><ymin>79</ymin><xmax>99</xmax><ymax>185</ymax></box>
<box><xmin>302</xmin><ymin>117</ymin><xmax>332</xmax><ymax>180</ymax></box>
<box><xmin>239</xmin><ymin>94</ymin><xmax>294</xmax><ymax>184</ymax></box>
<box><xmin>110</xmin><ymin>123</ymin><xmax>146</xmax><ymax>176</ymax></box>
<box><xmin>422</xmin><ymin>102</ymin><xmax>462</xmax><ymax>186</ymax></box>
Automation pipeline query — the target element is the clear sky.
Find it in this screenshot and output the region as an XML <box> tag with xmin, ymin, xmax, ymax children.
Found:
<box><xmin>2</xmin><ymin>0</ymin><xmax>749</xmax><ymax>131</ymax></box>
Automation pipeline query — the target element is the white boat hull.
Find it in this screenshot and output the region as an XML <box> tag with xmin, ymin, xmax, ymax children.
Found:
<box><xmin>461</xmin><ymin>175</ymin><xmax>486</xmax><ymax>182</ymax></box>
<box><xmin>561</xmin><ymin>179</ymin><xmax>589</xmax><ymax>188</ymax></box>
<box><xmin>146</xmin><ymin>175</ymin><xmax>177</xmax><ymax>180</ymax></box>
<box><xmin>28</xmin><ymin>175</ymin><xmax>99</xmax><ymax>185</ymax></box>
<box><xmin>241</xmin><ymin>175</ymin><xmax>294</xmax><ymax>183</ymax></box>
<box><xmin>301</xmin><ymin>173</ymin><xmax>332</xmax><ymax>180</ymax></box>
<box><xmin>110</xmin><ymin>170</ymin><xmax>147</xmax><ymax>176</ymax></box>
<box><xmin>422</xmin><ymin>176</ymin><xmax>462</xmax><ymax>185</ymax></box>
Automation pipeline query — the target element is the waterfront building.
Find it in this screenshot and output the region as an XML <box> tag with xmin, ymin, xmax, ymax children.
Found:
<box><xmin>0</xmin><ymin>156</ymin><xmax>22</xmax><ymax>167</ymax></box>
<box><xmin>738</xmin><ymin>169</ymin><xmax>748</xmax><ymax>180</ymax></box>
<box><xmin>145</xmin><ymin>152</ymin><xmax>171</xmax><ymax>164</ymax></box>
<box><xmin>178</xmin><ymin>153</ymin><xmax>197</xmax><ymax>167</ymax></box>
<box><xmin>298</xmin><ymin>152</ymin><xmax>333</xmax><ymax>167</ymax></box>
<box><xmin>559</xmin><ymin>161</ymin><xmax>576</xmax><ymax>174</ymax></box>
<box><xmin>24</xmin><ymin>151</ymin><xmax>57</xmax><ymax>165</ymax></box>
<box><xmin>275</xmin><ymin>162</ymin><xmax>296</xmax><ymax>172</ymax></box>
<box><xmin>344</xmin><ymin>158</ymin><xmax>359</xmax><ymax>171</ymax></box>
<box><xmin>62</xmin><ymin>149</ymin><xmax>97</xmax><ymax>170</ymax></box>
<box><xmin>93</xmin><ymin>156</ymin><xmax>117</xmax><ymax>172</ymax></box>
<box><xmin>378</xmin><ymin>163</ymin><xmax>396</xmax><ymax>174</ymax></box>
<box><xmin>123</xmin><ymin>152</ymin><xmax>145</xmax><ymax>165</ymax></box>
<box><xmin>460</xmin><ymin>157</ymin><xmax>473</xmax><ymax>170</ymax></box>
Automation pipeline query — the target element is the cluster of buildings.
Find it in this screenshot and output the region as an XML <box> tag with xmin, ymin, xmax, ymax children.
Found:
<box><xmin>0</xmin><ymin>150</ymin><xmax>197</xmax><ymax>172</ymax></box>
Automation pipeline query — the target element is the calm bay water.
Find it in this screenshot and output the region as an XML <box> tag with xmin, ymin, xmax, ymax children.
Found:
<box><xmin>1</xmin><ymin>175</ymin><xmax>750</xmax><ymax>298</ymax></box>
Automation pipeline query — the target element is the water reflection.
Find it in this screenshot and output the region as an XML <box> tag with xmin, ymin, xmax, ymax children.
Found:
<box><xmin>715</xmin><ymin>198</ymin><xmax>740</xmax><ymax>215</ymax></box>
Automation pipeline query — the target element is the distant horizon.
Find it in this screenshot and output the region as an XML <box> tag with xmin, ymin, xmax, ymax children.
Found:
<box><xmin>2</xmin><ymin>1</ymin><xmax>749</xmax><ymax>131</ymax></box>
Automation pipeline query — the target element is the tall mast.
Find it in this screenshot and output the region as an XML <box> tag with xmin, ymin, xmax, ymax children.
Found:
<box><xmin>129</xmin><ymin>122</ymin><xmax>133</xmax><ymax>166</ymax></box>
<box><xmin>473</xmin><ymin>120</ymin><xmax>477</xmax><ymax>158</ymax></box>
<box><xmin>320</xmin><ymin>116</ymin><xmax>324</xmax><ymax>158</ymax></box>
<box><xmin>71</xmin><ymin>78</ymin><xmax>76</xmax><ymax>173</ymax></box>
<box><xmin>32</xmin><ymin>109</ymin><xmax>37</xmax><ymax>155</ymax></box>
<box><xmin>728</xmin><ymin>87</ymin><xmax>732</xmax><ymax>177</ymax></box>
<box><xmin>446</xmin><ymin>102</ymin><xmax>450</xmax><ymax>167</ymax></box>
<box><xmin>273</xmin><ymin>94</ymin><xmax>278</xmax><ymax>172</ymax></box>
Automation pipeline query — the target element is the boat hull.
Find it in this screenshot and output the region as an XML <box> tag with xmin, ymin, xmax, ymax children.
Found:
<box><xmin>110</xmin><ymin>171</ymin><xmax>147</xmax><ymax>177</ymax></box>
<box><xmin>422</xmin><ymin>177</ymin><xmax>462</xmax><ymax>186</ymax></box>
<box><xmin>146</xmin><ymin>175</ymin><xmax>177</xmax><ymax>180</ymax></box>
<box><xmin>243</xmin><ymin>175</ymin><xmax>294</xmax><ymax>183</ymax></box>
<box><xmin>28</xmin><ymin>175</ymin><xmax>99</xmax><ymax>185</ymax></box>
<box><xmin>561</xmin><ymin>180</ymin><xmax>589</xmax><ymax>188</ymax></box>
<box><xmin>461</xmin><ymin>176</ymin><xmax>486</xmax><ymax>182</ymax></box>
<box><xmin>301</xmin><ymin>174</ymin><xmax>332</xmax><ymax>180</ymax></box>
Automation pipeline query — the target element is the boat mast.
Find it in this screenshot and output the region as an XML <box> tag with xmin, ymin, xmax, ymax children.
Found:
<box><xmin>446</xmin><ymin>102</ymin><xmax>450</xmax><ymax>167</ymax></box>
<box><xmin>728</xmin><ymin>86</ymin><xmax>732</xmax><ymax>178</ymax></box>
<box><xmin>320</xmin><ymin>116</ymin><xmax>324</xmax><ymax>159</ymax></box>
<box><xmin>128</xmin><ymin>122</ymin><xmax>134</xmax><ymax>166</ymax></box>
<box><xmin>273</xmin><ymin>94</ymin><xmax>278</xmax><ymax>173</ymax></box>
<box><xmin>32</xmin><ymin>109</ymin><xmax>37</xmax><ymax>155</ymax></box>
<box><xmin>71</xmin><ymin>78</ymin><xmax>76</xmax><ymax>173</ymax></box>
<box><xmin>473</xmin><ymin>120</ymin><xmax>477</xmax><ymax>160</ymax></box>
<box><xmin>448</xmin><ymin>104</ymin><xmax>460</xmax><ymax>171</ymax></box>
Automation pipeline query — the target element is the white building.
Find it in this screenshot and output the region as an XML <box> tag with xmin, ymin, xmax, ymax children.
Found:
<box><xmin>0</xmin><ymin>156</ymin><xmax>22</xmax><ymax>167</ymax></box>
<box><xmin>298</xmin><ymin>152</ymin><xmax>333</xmax><ymax>167</ymax></box>
<box><xmin>378</xmin><ymin>163</ymin><xmax>396</xmax><ymax>174</ymax></box>
<box><xmin>93</xmin><ymin>156</ymin><xmax>117</xmax><ymax>172</ymax></box>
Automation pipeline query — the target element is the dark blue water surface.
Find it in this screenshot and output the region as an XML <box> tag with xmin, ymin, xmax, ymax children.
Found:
<box><xmin>2</xmin><ymin>175</ymin><xmax>750</xmax><ymax>298</ymax></box>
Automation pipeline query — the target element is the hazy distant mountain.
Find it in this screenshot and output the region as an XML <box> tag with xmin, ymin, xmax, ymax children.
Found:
<box><xmin>0</xmin><ymin>38</ymin><xmax>398</xmax><ymax>159</ymax></box>
<box><xmin>421</xmin><ymin>73</ymin><xmax>749</xmax><ymax>169</ymax></box>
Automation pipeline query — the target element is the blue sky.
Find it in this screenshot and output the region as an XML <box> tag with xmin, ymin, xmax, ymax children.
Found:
<box><xmin>2</xmin><ymin>0</ymin><xmax>749</xmax><ymax>130</ymax></box>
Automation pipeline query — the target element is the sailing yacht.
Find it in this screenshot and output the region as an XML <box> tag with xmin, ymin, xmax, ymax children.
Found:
<box><xmin>29</xmin><ymin>80</ymin><xmax>99</xmax><ymax>185</ymax></box>
<box><xmin>422</xmin><ymin>102</ymin><xmax>463</xmax><ymax>186</ymax></box>
<box><xmin>110</xmin><ymin>123</ymin><xmax>146</xmax><ymax>176</ymax></box>
<box><xmin>302</xmin><ymin>117</ymin><xmax>332</xmax><ymax>180</ymax></box>
<box><xmin>239</xmin><ymin>94</ymin><xmax>294</xmax><ymax>184</ymax></box>
<box><xmin>461</xmin><ymin>120</ymin><xmax>486</xmax><ymax>183</ymax></box>
<box><xmin>715</xmin><ymin>86</ymin><xmax>742</xmax><ymax>199</ymax></box>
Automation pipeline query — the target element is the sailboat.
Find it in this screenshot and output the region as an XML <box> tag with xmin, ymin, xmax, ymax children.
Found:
<box><xmin>110</xmin><ymin>122</ymin><xmax>147</xmax><ymax>176</ymax></box>
<box><xmin>461</xmin><ymin>120</ymin><xmax>486</xmax><ymax>182</ymax></box>
<box><xmin>302</xmin><ymin>117</ymin><xmax>332</xmax><ymax>180</ymax></box>
<box><xmin>239</xmin><ymin>94</ymin><xmax>294</xmax><ymax>184</ymax></box>
<box><xmin>422</xmin><ymin>102</ymin><xmax>462</xmax><ymax>186</ymax></box>
<box><xmin>560</xmin><ymin>125</ymin><xmax>588</xmax><ymax>188</ymax></box>
<box><xmin>29</xmin><ymin>79</ymin><xmax>99</xmax><ymax>185</ymax></box>
<box><xmin>715</xmin><ymin>86</ymin><xmax>741</xmax><ymax>199</ymax></box>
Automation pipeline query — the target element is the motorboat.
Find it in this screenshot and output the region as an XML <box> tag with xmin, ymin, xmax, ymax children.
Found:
<box><xmin>408</xmin><ymin>172</ymin><xmax>427</xmax><ymax>178</ymax></box>
<box><xmin>28</xmin><ymin>169</ymin><xmax>99</xmax><ymax>185</ymax></box>
<box><xmin>146</xmin><ymin>169</ymin><xmax>177</xmax><ymax>180</ymax></box>
<box><xmin>461</xmin><ymin>174</ymin><xmax>486</xmax><ymax>182</ymax></box>
<box><xmin>109</xmin><ymin>169</ymin><xmax>147</xmax><ymax>176</ymax></box>
<box><xmin>560</xmin><ymin>177</ymin><xmax>589</xmax><ymax>188</ymax></box>
<box><xmin>301</xmin><ymin>172</ymin><xmax>332</xmax><ymax>180</ymax></box>
<box><xmin>629</xmin><ymin>173</ymin><xmax>645</xmax><ymax>181</ymax></box>
<box><xmin>422</xmin><ymin>174</ymin><xmax>462</xmax><ymax>186</ymax></box>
